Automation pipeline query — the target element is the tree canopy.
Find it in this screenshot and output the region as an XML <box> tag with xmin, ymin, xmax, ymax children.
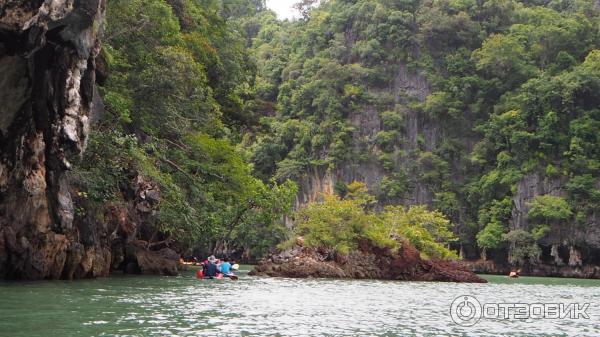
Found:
<box><xmin>73</xmin><ymin>0</ymin><xmax>600</xmax><ymax>265</ymax></box>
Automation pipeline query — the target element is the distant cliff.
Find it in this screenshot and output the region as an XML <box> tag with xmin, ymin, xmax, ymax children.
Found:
<box><xmin>248</xmin><ymin>0</ymin><xmax>600</xmax><ymax>277</ymax></box>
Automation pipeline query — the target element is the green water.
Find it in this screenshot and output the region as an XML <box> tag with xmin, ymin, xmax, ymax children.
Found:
<box><xmin>0</xmin><ymin>268</ymin><xmax>599</xmax><ymax>337</ymax></box>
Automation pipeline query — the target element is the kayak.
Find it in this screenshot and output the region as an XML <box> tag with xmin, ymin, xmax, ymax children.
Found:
<box><xmin>196</xmin><ymin>269</ymin><xmax>239</xmax><ymax>281</ymax></box>
<box><xmin>197</xmin><ymin>275</ymin><xmax>239</xmax><ymax>281</ymax></box>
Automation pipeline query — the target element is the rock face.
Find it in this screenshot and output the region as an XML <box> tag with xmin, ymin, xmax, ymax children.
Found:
<box><xmin>250</xmin><ymin>240</ymin><xmax>487</xmax><ymax>283</ymax></box>
<box><xmin>467</xmin><ymin>260</ymin><xmax>600</xmax><ymax>279</ymax></box>
<box><xmin>294</xmin><ymin>63</ymin><xmax>436</xmax><ymax>208</ymax></box>
<box><xmin>0</xmin><ymin>0</ymin><xmax>124</xmax><ymax>280</ymax></box>
<box><xmin>71</xmin><ymin>173</ymin><xmax>179</xmax><ymax>279</ymax></box>
<box><xmin>124</xmin><ymin>241</ymin><xmax>179</xmax><ymax>276</ymax></box>
<box><xmin>289</xmin><ymin>50</ymin><xmax>600</xmax><ymax>278</ymax></box>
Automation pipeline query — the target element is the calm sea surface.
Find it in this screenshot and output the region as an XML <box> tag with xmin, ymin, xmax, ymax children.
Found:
<box><xmin>1</xmin><ymin>267</ymin><xmax>599</xmax><ymax>337</ymax></box>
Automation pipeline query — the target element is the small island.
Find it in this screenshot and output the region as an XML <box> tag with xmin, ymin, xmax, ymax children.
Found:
<box><xmin>251</xmin><ymin>182</ymin><xmax>485</xmax><ymax>283</ymax></box>
<box><xmin>251</xmin><ymin>240</ymin><xmax>486</xmax><ymax>283</ymax></box>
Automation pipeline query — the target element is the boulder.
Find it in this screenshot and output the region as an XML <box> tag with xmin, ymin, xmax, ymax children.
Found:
<box><xmin>125</xmin><ymin>242</ymin><xmax>179</xmax><ymax>276</ymax></box>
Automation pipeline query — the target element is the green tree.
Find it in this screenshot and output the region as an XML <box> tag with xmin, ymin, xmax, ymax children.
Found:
<box><xmin>295</xmin><ymin>194</ymin><xmax>391</xmax><ymax>255</ymax></box>
<box><xmin>75</xmin><ymin>0</ymin><xmax>297</xmax><ymax>259</ymax></box>
<box><xmin>292</xmin><ymin>186</ymin><xmax>456</xmax><ymax>259</ymax></box>
<box><xmin>528</xmin><ymin>195</ymin><xmax>572</xmax><ymax>223</ymax></box>
<box><xmin>383</xmin><ymin>205</ymin><xmax>458</xmax><ymax>259</ymax></box>
<box><xmin>503</xmin><ymin>230</ymin><xmax>542</xmax><ymax>266</ymax></box>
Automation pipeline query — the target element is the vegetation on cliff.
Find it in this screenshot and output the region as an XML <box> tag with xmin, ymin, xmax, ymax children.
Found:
<box><xmin>73</xmin><ymin>0</ymin><xmax>296</xmax><ymax>261</ymax></box>
<box><xmin>71</xmin><ymin>0</ymin><xmax>600</xmax><ymax>270</ymax></box>
<box><xmin>243</xmin><ymin>0</ymin><xmax>600</xmax><ymax>268</ymax></box>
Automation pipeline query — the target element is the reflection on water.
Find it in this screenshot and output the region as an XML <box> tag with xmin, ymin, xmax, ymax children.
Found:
<box><xmin>0</xmin><ymin>268</ymin><xmax>599</xmax><ymax>337</ymax></box>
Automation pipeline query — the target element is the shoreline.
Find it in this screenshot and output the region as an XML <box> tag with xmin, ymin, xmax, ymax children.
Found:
<box><xmin>464</xmin><ymin>260</ymin><xmax>600</xmax><ymax>279</ymax></box>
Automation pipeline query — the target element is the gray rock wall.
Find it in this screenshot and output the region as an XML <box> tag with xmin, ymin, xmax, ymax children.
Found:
<box><xmin>0</xmin><ymin>0</ymin><xmax>106</xmax><ymax>280</ymax></box>
<box><xmin>294</xmin><ymin>60</ymin><xmax>437</xmax><ymax>207</ymax></box>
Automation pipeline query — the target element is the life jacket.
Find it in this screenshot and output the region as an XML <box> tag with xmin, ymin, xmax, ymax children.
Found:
<box><xmin>196</xmin><ymin>269</ymin><xmax>204</xmax><ymax>279</ymax></box>
<box><xmin>205</xmin><ymin>262</ymin><xmax>218</xmax><ymax>277</ymax></box>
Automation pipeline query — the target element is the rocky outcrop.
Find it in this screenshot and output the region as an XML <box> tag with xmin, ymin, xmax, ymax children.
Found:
<box><xmin>124</xmin><ymin>241</ymin><xmax>179</xmax><ymax>276</ymax></box>
<box><xmin>0</xmin><ymin>1</ymin><xmax>173</xmax><ymax>280</ymax></box>
<box><xmin>72</xmin><ymin>172</ymin><xmax>180</xmax><ymax>279</ymax></box>
<box><xmin>250</xmin><ymin>240</ymin><xmax>487</xmax><ymax>283</ymax></box>
<box><xmin>0</xmin><ymin>0</ymin><xmax>107</xmax><ymax>280</ymax></box>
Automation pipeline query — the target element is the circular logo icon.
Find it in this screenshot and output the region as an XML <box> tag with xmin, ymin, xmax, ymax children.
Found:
<box><xmin>450</xmin><ymin>295</ymin><xmax>482</xmax><ymax>326</ymax></box>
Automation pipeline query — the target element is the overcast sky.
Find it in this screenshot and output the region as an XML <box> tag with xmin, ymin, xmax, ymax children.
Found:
<box><xmin>266</xmin><ymin>0</ymin><xmax>300</xmax><ymax>20</ymax></box>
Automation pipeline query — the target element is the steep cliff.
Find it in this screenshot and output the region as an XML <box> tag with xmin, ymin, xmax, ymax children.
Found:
<box><xmin>294</xmin><ymin>62</ymin><xmax>437</xmax><ymax>207</ymax></box>
<box><xmin>0</xmin><ymin>0</ymin><xmax>164</xmax><ymax>280</ymax></box>
<box><xmin>0</xmin><ymin>0</ymin><xmax>107</xmax><ymax>279</ymax></box>
<box><xmin>249</xmin><ymin>0</ymin><xmax>600</xmax><ymax>276</ymax></box>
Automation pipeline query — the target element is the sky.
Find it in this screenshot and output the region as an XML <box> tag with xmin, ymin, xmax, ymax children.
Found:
<box><xmin>266</xmin><ymin>0</ymin><xmax>300</xmax><ymax>20</ymax></box>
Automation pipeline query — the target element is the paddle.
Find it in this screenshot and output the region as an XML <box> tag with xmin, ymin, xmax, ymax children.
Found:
<box><xmin>228</xmin><ymin>264</ymin><xmax>240</xmax><ymax>281</ymax></box>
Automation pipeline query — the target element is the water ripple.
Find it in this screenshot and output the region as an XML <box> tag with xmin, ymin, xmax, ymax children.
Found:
<box><xmin>0</xmin><ymin>271</ymin><xmax>599</xmax><ymax>337</ymax></box>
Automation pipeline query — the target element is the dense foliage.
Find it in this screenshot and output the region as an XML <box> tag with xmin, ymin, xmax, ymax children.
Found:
<box><xmin>73</xmin><ymin>0</ymin><xmax>296</xmax><ymax>260</ymax></box>
<box><xmin>291</xmin><ymin>182</ymin><xmax>457</xmax><ymax>259</ymax></box>
<box><xmin>74</xmin><ymin>0</ymin><xmax>600</xmax><ymax>265</ymax></box>
<box><xmin>245</xmin><ymin>0</ymin><xmax>600</xmax><ymax>265</ymax></box>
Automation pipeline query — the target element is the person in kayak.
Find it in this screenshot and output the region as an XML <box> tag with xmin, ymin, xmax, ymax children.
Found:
<box><xmin>508</xmin><ymin>269</ymin><xmax>521</xmax><ymax>278</ymax></box>
<box><xmin>220</xmin><ymin>258</ymin><xmax>232</xmax><ymax>276</ymax></box>
<box><xmin>205</xmin><ymin>255</ymin><xmax>218</xmax><ymax>278</ymax></box>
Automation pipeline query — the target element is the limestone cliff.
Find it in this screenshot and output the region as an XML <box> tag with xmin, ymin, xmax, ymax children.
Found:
<box><xmin>293</xmin><ymin>65</ymin><xmax>600</xmax><ymax>276</ymax></box>
<box><xmin>283</xmin><ymin>27</ymin><xmax>600</xmax><ymax>278</ymax></box>
<box><xmin>0</xmin><ymin>0</ymin><xmax>128</xmax><ymax>280</ymax></box>
<box><xmin>295</xmin><ymin>62</ymin><xmax>436</xmax><ymax>206</ymax></box>
<box><xmin>0</xmin><ymin>0</ymin><xmax>107</xmax><ymax>279</ymax></box>
<box><xmin>508</xmin><ymin>173</ymin><xmax>600</xmax><ymax>271</ymax></box>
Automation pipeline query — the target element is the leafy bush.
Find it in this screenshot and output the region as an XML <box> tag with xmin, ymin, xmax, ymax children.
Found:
<box><xmin>295</xmin><ymin>194</ymin><xmax>386</xmax><ymax>255</ymax></box>
<box><xmin>382</xmin><ymin>205</ymin><xmax>458</xmax><ymax>259</ymax></box>
<box><xmin>378</xmin><ymin>171</ymin><xmax>411</xmax><ymax>203</ymax></box>
<box><xmin>294</xmin><ymin>182</ymin><xmax>456</xmax><ymax>259</ymax></box>
<box><xmin>503</xmin><ymin>230</ymin><xmax>542</xmax><ymax>265</ymax></box>
<box><xmin>528</xmin><ymin>195</ymin><xmax>572</xmax><ymax>222</ymax></box>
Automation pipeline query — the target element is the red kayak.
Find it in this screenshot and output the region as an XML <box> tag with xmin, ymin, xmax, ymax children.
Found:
<box><xmin>196</xmin><ymin>270</ymin><xmax>238</xmax><ymax>280</ymax></box>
